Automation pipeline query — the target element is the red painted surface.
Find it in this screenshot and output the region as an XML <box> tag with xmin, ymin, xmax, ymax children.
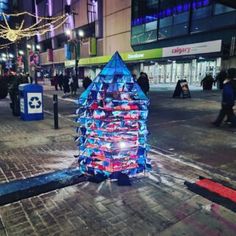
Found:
<box><xmin>196</xmin><ymin>179</ymin><xmax>236</xmax><ymax>203</ymax></box>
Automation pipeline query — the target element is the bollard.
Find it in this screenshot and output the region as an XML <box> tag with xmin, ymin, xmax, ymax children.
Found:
<box><xmin>53</xmin><ymin>94</ymin><xmax>59</xmax><ymax>129</ymax></box>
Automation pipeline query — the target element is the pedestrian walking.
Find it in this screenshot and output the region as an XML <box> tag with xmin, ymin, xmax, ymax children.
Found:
<box><xmin>68</xmin><ymin>73</ymin><xmax>74</xmax><ymax>95</ymax></box>
<box><xmin>137</xmin><ymin>72</ymin><xmax>150</xmax><ymax>95</ymax></box>
<box><xmin>82</xmin><ymin>76</ymin><xmax>92</xmax><ymax>90</ymax></box>
<box><xmin>53</xmin><ymin>74</ymin><xmax>59</xmax><ymax>91</ymax></box>
<box><xmin>71</xmin><ymin>75</ymin><xmax>78</xmax><ymax>95</ymax></box>
<box><xmin>215</xmin><ymin>70</ymin><xmax>227</xmax><ymax>90</ymax></box>
<box><xmin>63</xmin><ymin>73</ymin><xmax>70</xmax><ymax>95</ymax></box>
<box><xmin>58</xmin><ymin>73</ymin><xmax>63</xmax><ymax>91</ymax></box>
<box><xmin>201</xmin><ymin>73</ymin><xmax>214</xmax><ymax>90</ymax></box>
<box><xmin>26</xmin><ymin>73</ymin><xmax>33</xmax><ymax>83</ymax></box>
<box><xmin>212</xmin><ymin>68</ymin><xmax>236</xmax><ymax>127</ymax></box>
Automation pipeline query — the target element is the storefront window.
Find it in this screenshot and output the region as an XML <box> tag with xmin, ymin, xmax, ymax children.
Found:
<box><xmin>158</xmin><ymin>0</ymin><xmax>190</xmax><ymax>39</ymax></box>
<box><xmin>131</xmin><ymin>0</ymin><xmax>236</xmax><ymax>44</ymax></box>
<box><xmin>191</xmin><ymin>0</ymin><xmax>213</xmax><ymax>33</ymax></box>
<box><xmin>132</xmin><ymin>0</ymin><xmax>158</xmax><ymax>26</ymax></box>
<box><xmin>214</xmin><ymin>4</ymin><xmax>235</xmax><ymax>15</ymax></box>
<box><xmin>211</xmin><ymin>4</ymin><xmax>236</xmax><ymax>29</ymax></box>
<box><xmin>191</xmin><ymin>1</ymin><xmax>236</xmax><ymax>33</ymax></box>
<box><xmin>131</xmin><ymin>0</ymin><xmax>158</xmax><ymax>45</ymax></box>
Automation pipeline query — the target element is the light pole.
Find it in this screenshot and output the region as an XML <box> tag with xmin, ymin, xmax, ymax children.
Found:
<box><xmin>76</xmin><ymin>30</ymin><xmax>84</xmax><ymax>80</ymax></box>
<box><xmin>65</xmin><ymin>29</ymin><xmax>84</xmax><ymax>81</ymax></box>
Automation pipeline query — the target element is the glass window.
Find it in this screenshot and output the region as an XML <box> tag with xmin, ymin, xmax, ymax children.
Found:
<box><xmin>173</xmin><ymin>11</ymin><xmax>189</xmax><ymax>24</ymax></box>
<box><xmin>172</xmin><ymin>24</ymin><xmax>189</xmax><ymax>36</ymax></box>
<box><xmin>144</xmin><ymin>30</ymin><xmax>157</xmax><ymax>42</ymax></box>
<box><xmin>131</xmin><ymin>0</ymin><xmax>158</xmax><ymax>45</ymax></box>
<box><xmin>192</xmin><ymin>5</ymin><xmax>212</xmax><ymax>20</ymax></box>
<box><xmin>191</xmin><ymin>1</ymin><xmax>213</xmax><ymax>33</ymax></box>
<box><xmin>132</xmin><ymin>0</ymin><xmax>158</xmax><ymax>26</ymax></box>
<box><xmin>132</xmin><ymin>25</ymin><xmax>145</xmax><ymax>35</ymax></box>
<box><xmin>159</xmin><ymin>23</ymin><xmax>189</xmax><ymax>39</ymax></box>
<box><xmin>159</xmin><ymin>27</ymin><xmax>172</xmax><ymax>39</ymax></box>
<box><xmin>191</xmin><ymin>1</ymin><xmax>236</xmax><ymax>33</ymax></box>
<box><xmin>145</xmin><ymin>21</ymin><xmax>157</xmax><ymax>32</ymax></box>
<box><xmin>87</xmin><ymin>0</ymin><xmax>98</xmax><ymax>23</ymax></box>
<box><xmin>191</xmin><ymin>19</ymin><xmax>210</xmax><ymax>33</ymax></box>
<box><xmin>131</xmin><ymin>33</ymin><xmax>146</xmax><ymax>45</ymax></box>
<box><xmin>210</xmin><ymin>13</ymin><xmax>236</xmax><ymax>29</ymax></box>
<box><xmin>214</xmin><ymin>4</ymin><xmax>235</xmax><ymax>15</ymax></box>
<box><xmin>158</xmin><ymin>0</ymin><xmax>190</xmax><ymax>39</ymax></box>
<box><xmin>159</xmin><ymin>16</ymin><xmax>172</xmax><ymax>28</ymax></box>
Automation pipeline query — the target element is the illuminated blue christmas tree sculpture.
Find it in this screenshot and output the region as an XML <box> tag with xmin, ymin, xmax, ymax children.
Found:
<box><xmin>75</xmin><ymin>52</ymin><xmax>151</xmax><ymax>179</ymax></box>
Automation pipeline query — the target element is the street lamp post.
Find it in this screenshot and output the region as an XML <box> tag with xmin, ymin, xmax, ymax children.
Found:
<box><xmin>66</xmin><ymin>29</ymin><xmax>84</xmax><ymax>82</ymax></box>
<box><xmin>75</xmin><ymin>30</ymin><xmax>84</xmax><ymax>81</ymax></box>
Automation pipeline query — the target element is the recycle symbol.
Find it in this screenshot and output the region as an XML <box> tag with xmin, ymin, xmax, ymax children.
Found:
<box><xmin>29</xmin><ymin>96</ymin><xmax>41</xmax><ymax>109</ymax></box>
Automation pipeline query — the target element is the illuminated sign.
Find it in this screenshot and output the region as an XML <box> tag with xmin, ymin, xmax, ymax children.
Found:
<box><xmin>163</xmin><ymin>40</ymin><xmax>222</xmax><ymax>57</ymax></box>
<box><xmin>127</xmin><ymin>53</ymin><xmax>144</xmax><ymax>59</ymax></box>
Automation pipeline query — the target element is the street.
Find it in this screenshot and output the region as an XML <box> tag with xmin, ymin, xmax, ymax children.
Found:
<box><xmin>43</xmin><ymin>85</ymin><xmax>236</xmax><ymax>178</ymax></box>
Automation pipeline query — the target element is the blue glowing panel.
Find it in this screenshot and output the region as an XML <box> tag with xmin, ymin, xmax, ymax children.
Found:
<box><xmin>75</xmin><ymin>52</ymin><xmax>151</xmax><ymax>178</ymax></box>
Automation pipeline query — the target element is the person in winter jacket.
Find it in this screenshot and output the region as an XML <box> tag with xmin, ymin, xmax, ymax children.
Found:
<box><xmin>201</xmin><ymin>73</ymin><xmax>214</xmax><ymax>90</ymax></box>
<box><xmin>137</xmin><ymin>72</ymin><xmax>150</xmax><ymax>95</ymax></box>
<box><xmin>212</xmin><ymin>71</ymin><xmax>236</xmax><ymax>127</ymax></box>
<box><xmin>83</xmin><ymin>76</ymin><xmax>92</xmax><ymax>90</ymax></box>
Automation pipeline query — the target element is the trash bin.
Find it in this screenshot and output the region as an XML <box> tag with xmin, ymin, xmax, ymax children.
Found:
<box><xmin>19</xmin><ymin>84</ymin><xmax>44</xmax><ymax>121</ymax></box>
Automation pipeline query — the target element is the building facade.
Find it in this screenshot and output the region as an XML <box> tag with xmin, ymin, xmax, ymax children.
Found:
<box><xmin>36</xmin><ymin>0</ymin><xmax>236</xmax><ymax>86</ymax></box>
<box><xmin>131</xmin><ymin>0</ymin><xmax>236</xmax><ymax>86</ymax></box>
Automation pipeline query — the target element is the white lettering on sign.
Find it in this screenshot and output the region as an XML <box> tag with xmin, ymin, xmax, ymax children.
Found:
<box><xmin>27</xmin><ymin>93</ymin><xmax>42</xmax><ymax>114</ymax></box>
<box><xmin>163</xmin><ymin>40</ymin><xmax>222</xmax><ymax>57</ymax></box>
<box><xmin>127</xmin><ymin>53</ymin><xmax>144</xmax><ymax>59</ymax></box>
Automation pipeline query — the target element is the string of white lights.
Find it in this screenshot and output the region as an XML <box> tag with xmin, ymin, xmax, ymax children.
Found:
<box><xmin>0</xmin><ymin>12</ymin><xmax>68</xmax><ymax>43</ymax></box>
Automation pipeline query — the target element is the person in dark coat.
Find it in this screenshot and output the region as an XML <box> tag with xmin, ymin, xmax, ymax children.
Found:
<box><xmin>58</xmin><ymin>73</ymin><xmax>63</xmax><ymax>91</ymax></box>
<box><xmin>137</xmin><ymin>72</ymin><xmax>150</xmax><ymax>95</ymax></box>
<box><xmin>53</xmin><ymin>74</ymin><xmax>59</xmax><ymax>91</ymax></box>
<box><xmin>71</xmin><ymin>75</ymin><xmax>78</xmax><ymax>95</ymax></box>
<box><xmin>215</xmin><ymin>70</ymin><xmax>227</xmax><ymax>90</ymax></box>
<box><xmin>201</xmin><ymin>74</ymin><xmax>214</xmax><ymax>90</ymax></box>
<box><xmin>82</xmin><ymin>76</ymin><xmax>92</xmax><ymax>90</ymax></box>
<box><xmin>63</xmin><ymin>74</ymin><xmax>70</xmax><ymax>95</ymax></box>
<box><xmin>212</xmin><ymin>72</ymin><xmax>236</xmax><ymax>127</ymax></box>
<box><xmin>228</xmin><ymin>68</ymin><xmax>236</xmax><ymax>98</ymax></box>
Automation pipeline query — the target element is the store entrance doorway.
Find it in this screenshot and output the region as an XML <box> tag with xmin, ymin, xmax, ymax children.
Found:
<box><xmin>142</xmin><ymin>58</ymin><xmax>220</xmax><ymax>87</ymax></box>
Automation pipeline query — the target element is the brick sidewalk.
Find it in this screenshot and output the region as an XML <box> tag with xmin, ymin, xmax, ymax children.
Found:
<box><xmin>1</xmin><ymin>97</ymin><xmax>236</xmax><ymax>235</ymax></box>
<box><xmin>0</xmin><ymin>98</ymin><xmax>77</xmax><ymax>184</ymax></box>
<box><xmin>1</xmin><ymin>165</ymin><xmax>236</xmax><ymax>236</ymax></box>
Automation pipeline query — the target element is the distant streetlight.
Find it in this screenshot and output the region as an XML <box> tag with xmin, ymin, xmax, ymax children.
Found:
<box><xmin>18</xmin><ymin>50</ymin><xmax>24</xmax><ymax>55</ymax></box>
<box><xmin>65</xmin><ymin>29</ymin><xmax>72</xmax><ymax>36</ymax></box>
<box><xmin>78</xmin><ymin>29</ymin><xmax>84</xmax><ymax>37</ymax></box>
<box><xmin>9</xmin><ymin>53</ymin><xmax>14</xmax><ymax>59</ymax></box>
<box><xmin>36</xmin><ymin>44</ymin><xmax>41</xmax><ymax>50</ymax></box>
<box><xmin>27</xmin><ymin>44</ymin><xmax>31</xmax><ymax>49</ymax></box>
